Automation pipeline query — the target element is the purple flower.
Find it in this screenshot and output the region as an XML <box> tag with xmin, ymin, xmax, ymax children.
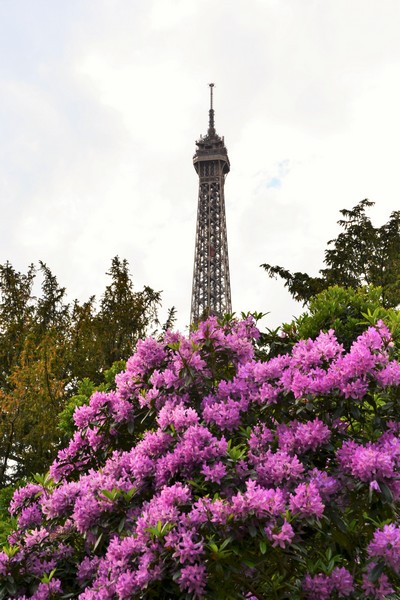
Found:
<box><xmin>77</xmin><ymin>556</ymin><xmax>100</xmax><ymax>585</ymax></box>
<box><xmin>0</xmin><ymin>553</ymin><xmax>9</xmax><ymax>577</ymax></box>
<box><xmin>24</xmin><ymin>527</ymin><xmax>48</xmax><ymax>548</ymax></box>
<box><xmin>157</xmin><ymin>401</ymin><xmax>200</xmax><ymax>431</ymax></box>
<box><xmin>178</xmin><ymin>563</ymin><xmax>207</xmax><ymax>598</ymax></box>
<box><xmin>232</xmin><ymin>480</ymin><xmax>286</xmax><ymax>519</ymax></box>
<box><xmin>248</xmin><ymin>423</ymin><xmax>274</xmax><ymax>451</ymax></box>
<box><xmin>10</xmin><ymin>484</ymin><xmax>43</xmax><ymax>515</ymax></box>
<box><xmin>252</xmin><ymin>449</ymin><xmax>304</xmax><ymax>486</ymax></box>
<box><xmin>4</xmin><ymin>317</ymin><xmax>400</xmax><ymax>599</ymax></box>
<box><xmin>41</xmin><ymin>481</ymin><xmax>80</xmax><ymax>519</ymax></box>
<box><xmin>303</xmin><ymin>573</ymin><xmax>333</xmax><ymax>599</ymax></box>
<box><xmin>72</xmin><ymin>493</ymin><xmax>103</xmax><ymax>533</ymax></box>
<box><xmin>202</xmin><ymin>395</ymin><xmax>249</xmax><ymax>431</ymax></box>
<box><xmin>266</xmin><ymin>519</ymin><xmax>295</xmax><ymax>549</ymax></box>
<box><xmin>17</xmin><ymin>503</ymin><xmax>43</xmax><ymax>529</ymax></box>
<box><xmin>155</xmin><ymin>425</ymin><xmax>227</xmax><ymax>486</ymax></box>
<box><xmin>330</xmin><ymin>567</ymin><xmax>354</xmax><ymax>597</ymax></box>
<box><xmin>201</xmin><ymin>461</ymin><xmax>227</xmax><ymax>484</ymax></box>
<box><xmin>303</xmin><ymin>567</ymin><xmax>353</xmax><ymax>599</ymax></box>
<box><xmin>114</xmin><ymin>571</ymin><xmax>137</xmax><ymax>599</ymax></box>
<box><xmin>370</xmin><ymin>480</ymin><xmax>381</xmax><ymax>493</ymax></box>
<box><xmin>29</xmin><ymin>578</ymin><xmax>62</xmax><ymax>599</ymax></box>
<box><xmin>362</xmin><ymin>562</ymin><xmax>395</xmax><ymax>598</ymax></box>
<box><xmin>168</xmin><ymin>527</ymin><xmax>204</xmax><ymax>564</ymax></box>
<box><xmin>338</xmin><ymin>440</ymin><xmax>395</xmax><ymax>483</ymax></box>
<box><xmin>368</xmin><ymin>524</ymin><xmax>400</xmax><ymax>572</ymax></box>
<box><xmin>289</xmin><ymin>482</ymin><xmax>325</xmax><ymax>518</ymax></box>
<box><xmin>309</xmin><ymin>469</ymin><xmax>340</xmax><ymax>500</ymax></box>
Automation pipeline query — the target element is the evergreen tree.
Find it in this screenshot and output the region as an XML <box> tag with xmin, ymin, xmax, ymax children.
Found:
<box><xmin>0</xmin><ymin>258</ymin><xmax>166</xmax><ymax>486</ymax></box>
<box><xmin>95</xmin><ymin>257</ymin><xmax>161</xmax><ymax>369</ymax></box>
<box><xmin>262</xmin><ymin>200</ymin><xmax>400</xmax><ymax>307</ymax></box>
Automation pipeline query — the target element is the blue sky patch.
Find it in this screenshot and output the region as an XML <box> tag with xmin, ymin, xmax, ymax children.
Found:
<box><xmin>266</xmin><ymin>177</ymin><xmax>282</xmax><ymax>189</ymax></box>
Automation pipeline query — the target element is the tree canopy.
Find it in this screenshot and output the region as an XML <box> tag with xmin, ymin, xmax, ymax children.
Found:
<box><xmin>0</xmin><ymin>257</ymin><xmax>169</xmax><ymax>486</ymax></box>
<box><xmin>262</xmin><ymin>200</ymin><xmax>400</xmax><ymax>308</ymax></box>
<box><xmin>257</xmin><ymin>286</ymin><xmax>400</xmax><ymax>363</ymax></box>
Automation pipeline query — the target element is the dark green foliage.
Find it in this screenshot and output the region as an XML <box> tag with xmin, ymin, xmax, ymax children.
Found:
<box><xmin>58</xmin><ymin>360</ymin><xmax>126</xmax><ymax>438</ymax></box>
<box><xmin>0</xmin><ymin>262</ymin><xmax>35</xmax><ymax>390</ymax></box>
<box><xmin>258</xmin><ymin>286</ymin><xmax>400</xmax><ymax>360</ymax></box>
<box><xmin>0</xmin><ymin>257</ymin><xmax>169</xmax><ymax>486</ymax></box>
<box><xmin>95</xmin><ymin>257</ymin><xmax>161</xmax><ymax>370</ymax></box>
<box><xmin>0</xmin><ymin>485</ymin><xmax>17</xmax><ymax>545</ymax></box>
<box><xmin>67</xmin><ymin>257</ymin><xmax>162</xmax><ymax>387</ymax></box>
<box><xmin>296</xmin><ymin>286</ymin><xmax>400</xmax><ymax>349</ymax></box>
<box><xmin>262</xmin><ymin>200</ymin><xmax>400</xmax><ymax>308</ymax></box>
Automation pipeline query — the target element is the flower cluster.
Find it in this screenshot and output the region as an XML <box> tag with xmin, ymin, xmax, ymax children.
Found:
<box><xmin>303</xmin><ymin>566</ymin><xmax>354</xmax><ymax>599</ymax></box>
<box><xmin>1</xmin><ymin>316</ymin><xmax>400</xmax><ymax>598</ymax></box>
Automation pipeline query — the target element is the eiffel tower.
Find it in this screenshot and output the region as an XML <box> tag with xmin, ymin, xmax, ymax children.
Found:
<box><xmin>190</xmin><ymin>84</ymin><xmax>232</xmax><ymax>324</ymax></box>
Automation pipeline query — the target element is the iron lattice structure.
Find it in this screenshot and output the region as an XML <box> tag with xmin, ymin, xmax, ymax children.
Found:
<box><xmin>190</xmin><ymin>84</ymin><xmax>232</xmax><ymax>324</ymax></box>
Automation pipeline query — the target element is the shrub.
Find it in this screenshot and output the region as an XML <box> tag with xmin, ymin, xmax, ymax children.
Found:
<box><xmin>1</xmin><ymin>316</ymin><xmax>400</xmax><ymax>598</ymax></box>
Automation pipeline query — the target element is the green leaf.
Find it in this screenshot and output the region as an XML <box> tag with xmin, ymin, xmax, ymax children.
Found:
<box><xmin>248</xmin><ymin>525</ymin><xmax>257</xmax><ymax>538</ymax></box>
<box><xmin>259</xmin><ymin>540</ymin><xmax>267</xmax><ymax>555</ymax></box>
<box><xmin>219</xmin><ymin>537</ymin><xmax>233</xmax><ymax>551</ymax></box>
<box><xmin>100</xmin><ymin>488</ymin><xmax>119</xmax><ymax>501</ymax></box>
<box><xmin>93</xmin><ymin>532</ymin><xmax>103</xmax><ymax>553</ymax></box>
<box><xmin>380</xmin><ymin>482</ymin><xmax>394</xmax><ymax>503</ymax></box>
<box><xmin>117</xmin><ymin>517</ymin><xmax>125</xmax><ymax>533</ymax></box>
<box><xmin>40</xmin><ymin>568</ymin><xmax>57</xmax><ymax>583</ymax></box>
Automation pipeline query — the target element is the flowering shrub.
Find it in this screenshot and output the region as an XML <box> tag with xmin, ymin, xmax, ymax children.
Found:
<box><xmin>1</xmin><ymin>316</ymin><xmax>400</xmax><ymax>599</ymax></box>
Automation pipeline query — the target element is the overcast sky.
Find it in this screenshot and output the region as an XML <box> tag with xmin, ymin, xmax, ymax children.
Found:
<box><xmin>1</xmin><ymin>0</ymin><xmax>400</xmax><ymax>334</ymax></box>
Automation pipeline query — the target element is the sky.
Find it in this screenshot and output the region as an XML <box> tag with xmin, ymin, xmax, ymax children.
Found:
<box><xmin>1</xmin><ymin>0</ymin><xmax>400</xmax><ymax>334</ymax></box>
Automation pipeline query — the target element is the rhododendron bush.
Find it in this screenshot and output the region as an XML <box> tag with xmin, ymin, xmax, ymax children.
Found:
<box><xmin>1</xmin><ymin>316</ymin><xmax>400</xmax><ymax>599</ymax></box>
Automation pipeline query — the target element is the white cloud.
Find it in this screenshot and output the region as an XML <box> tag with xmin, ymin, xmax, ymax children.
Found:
<box><xmin>0</xmin><ymin>0</ymin><xmax>400</xmax><ymax>332</ymax></box>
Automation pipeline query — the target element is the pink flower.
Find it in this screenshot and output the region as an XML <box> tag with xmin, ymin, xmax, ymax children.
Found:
<box><xmin>289</xmin><ymin>482</ymin><xmax>325</xmax><ymax>518</ymax></box>
<box><xmin>253</xmin><ymin>449</ymin><xmax>304</xmax><ymax>486</ymax></box>
<box><xmin>266</xmin><ymin>519</ymin><xmax>295</xmax><ymax>549</ymax></box>
<box><xmin>362</xmin><ymin>563</ymin><xmax>395</xmax><ymax>598</ymax></box>
<box><xmin>169</xmin><ymin>527</ymin><xmax>204</xmax><ymax>564</ymax></box>
<box><xmin>303</xmin><ymin>573</ymin><xmax>333</xmax><ymax>599</ymax></box>
<box><xmin>30</xmin><ymin>578</ymin><xmax>63</xmax><ymax>599</ymax></box>
<box><xmin>5</xmin><ymin>317</ymin><xmax>400</xmax><ymax>598</ymax></box>
<box><xmin>330</xmin><ymin>567</ymin><xmax>354</xmax><ymax>597</ymax></box>
<box><xmin>0</xmin><ymin>553</ymin><xmax>9</xmax><ymax>577</ymax></box>
<box><xmin>157</xmin><ymin>401</ymin><xmax>200</xmax><ymax>431</ymax></box>
<box><xmin>368</xmin><ymin>524</ymin><xmax>400</xmax><ymax>572</ymax></box>
<box><xmin>178</xmin><ymin>563</ymin><xmax>207</xmax><ymax>598</ymax></box>
<box><xmin>201</xmin><ymin>461</ymin><xmax>227</xmax><ymax>484</ymax></box>
<box><xmin>232</xmin><ymin>480</ymin><xmax>286</xmax><ymax>518</ymax></box>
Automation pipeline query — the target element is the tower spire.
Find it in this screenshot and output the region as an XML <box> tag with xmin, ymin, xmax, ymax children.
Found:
<box><xmin>208</xmin><ymin>83</ymin><xmax>215</xmax><ymax>134</ymax></box>
<box><xmin>190</xmin><ymin>84</ymin><xmax>232</xmax><ymax>324</ymax></box>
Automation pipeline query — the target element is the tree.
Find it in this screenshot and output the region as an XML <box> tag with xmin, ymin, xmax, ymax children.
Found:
<box><xmin>257</xmin><ymin>286</ymin><xmax>400</xmax><ymax>361</ymax></box>
<box><xmin>95</xmin><ymin>257</ymin><xmax>161</xmax><ymax>371</ymax></box>
<box><xmin>66</xmin><ymin>257</ymin><xmax>163</xmax><ymax>388</ymax></box>
<box><xmin>0</xmin><ymin>262</ymin><xmax>35</xmax><ymax>390</ymax></box>
<box><xmin>2</xmin><ymin>316</ymin><xmax>400</xmax><ymax>598</ymax></box>
<box><xmin>295</xmin><ymin>285</ymin><xmax>400</xmax><ymax>349</ymax></box>
<box><xmin>262</xmin><ymin>199</ymin><xmax>400</xmax><ymax>307</ymax></box>
<box><xmin>0</xmin><ymin>258</ymin><xmax>167</xmax><ymax>486</ymax></box>
<box><xmin>0</xmin><ymin>334</ymin><xmax>65</xmax><ymax>484</ymax></box>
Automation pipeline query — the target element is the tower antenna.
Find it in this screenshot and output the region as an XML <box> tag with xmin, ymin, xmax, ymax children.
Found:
<box><xmin>208</xmin><ymin>83</ymin><xmax>215</xmax><ymax>133</ymax></box>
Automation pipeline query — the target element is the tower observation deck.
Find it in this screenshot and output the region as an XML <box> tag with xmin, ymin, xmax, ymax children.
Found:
<box><xmin>190</xmin><ymin>84</ymin><xmax>232</xmax><ymax>324</ymax></box>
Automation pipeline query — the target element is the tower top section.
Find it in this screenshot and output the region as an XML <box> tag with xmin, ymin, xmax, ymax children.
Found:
<box><xmin>193</xmin><ymin>83</ymin><xmax>230</xmax><ymax>174</ymax></box>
